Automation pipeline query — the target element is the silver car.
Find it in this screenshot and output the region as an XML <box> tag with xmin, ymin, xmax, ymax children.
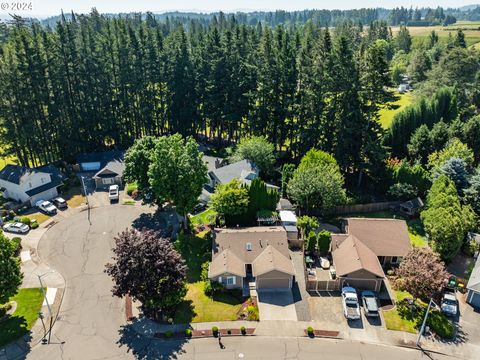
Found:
<box><xmin>3</xmin><ymin>222</ymin><xmax>30</xmax><ymax>234</ymax></box>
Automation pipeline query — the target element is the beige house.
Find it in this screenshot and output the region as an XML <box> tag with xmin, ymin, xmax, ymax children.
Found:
<box><xmin>208</xmin><ymin>226</ymin><xmax>295</xmax><ymax>291</ymax></box>
<box><xmin>330</xmin><ymin>218</ymin><xmax>412</xmax><ymax>292</ymax></box>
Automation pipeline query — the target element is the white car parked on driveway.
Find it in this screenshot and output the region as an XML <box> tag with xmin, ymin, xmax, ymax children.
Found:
<box><xmin>342</xmin><ymin>286</ymin><xmax>361</xmax><ymax>320</ymax></box>
<box><xmin>108</xmin><ymin>185</ymin><xmax>119</xmax><ymax>202</ymax></box>
<box><xmin>36</xmin><ymin>200</ymin><xmax>57</xmax><ymax>215</ymax></box>
<box><xmin>3</xmin><ymin>222</ymin><xmax>30</xmax><ymax>234</ymax></box>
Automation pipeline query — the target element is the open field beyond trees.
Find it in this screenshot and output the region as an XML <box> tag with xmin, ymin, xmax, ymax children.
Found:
<box><xmin>391</xmin><ymin>21</ymin><xmax>480</xmax><ymax>47</ymax></box>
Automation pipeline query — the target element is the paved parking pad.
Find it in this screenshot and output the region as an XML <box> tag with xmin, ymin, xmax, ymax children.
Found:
<box><xmin>257</xmin><ymin>289</ymin><xmax>298</xmax><ymax>321</ymax></box>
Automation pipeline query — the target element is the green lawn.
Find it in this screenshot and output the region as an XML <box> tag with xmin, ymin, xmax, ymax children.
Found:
<box><xmin>190</xmin><ymin>208</ymin><xmax>217</xmax><ymax>226</ymax></box>
<box><xmin>0</xmin><ymin>288</ymin><xmax>44</xmax><ymax>347</ymax></box>
<box><xmin>383</xmin><ymin>289</ymin><xmax>453</xmax><ymax>338</ymax></box>
<box><xmin>27</xmin><ymin>212</ymin><xmax>51</xmax><ymax>225</ymax></box>
<box><xmin>174</xmin><ymin>282</ymin><xmax>243</xmax><ymax>323</ymax></box>
<box><xmin>379</xmin><ymin>92</ymin><xmax>414</xmax><ymax>129</ymax></box>
<box><xmin>175</xmin><ymin>230</ymin><xmax>212</xmax><ymax>283</ymax></box>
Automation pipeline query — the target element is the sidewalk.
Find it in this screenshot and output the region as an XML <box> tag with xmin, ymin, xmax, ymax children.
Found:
<box><xmin>129</xmin><ymin>315</ymin><xmax>474</xmax><ymax>359</ymax></box>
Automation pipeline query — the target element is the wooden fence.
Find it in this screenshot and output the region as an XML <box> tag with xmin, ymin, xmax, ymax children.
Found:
<box><xmin>322</xmin><ymin>201</ymin><xmax>403</xmax><ymax>216</ymax></box>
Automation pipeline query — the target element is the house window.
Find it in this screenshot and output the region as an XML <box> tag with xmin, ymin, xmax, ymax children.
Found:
<box><xmin>246</xmin><ymin>242</ymin><xmax>252</xmax><ymax>251</ymax></box>
<box><xmin>391</xmin><ymin>256</ymin><xmax>403</xmax><ymax>265</ymax></box>
<box><xmin>219</xmin><ymin>276</ymin><xmax>236</xmax><ymax>286</ymax></box>
<box><xmin>103</xmin><ymin>178</ymin><xmax>114</xmax><ymax>185</ymax></box>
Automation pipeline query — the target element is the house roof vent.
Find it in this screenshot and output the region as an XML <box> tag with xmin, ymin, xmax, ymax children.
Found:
<box><xmin>246</xmin><ymin>242</ymin><xmax>252</xmax><ymax>251</ymax></box>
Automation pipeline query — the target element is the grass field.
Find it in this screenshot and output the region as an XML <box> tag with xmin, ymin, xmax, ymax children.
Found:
<box><xmin>0</xmin><ymin>288</ymin><xmax>44</xmax><ymax>347</ymax></box>
<box><xmin>379</xmin><ymin>92</ymin><xmax>414</xmax><ymax>129</ymax></box>
<box><xmin>391</xmin><ymin>21</ymin><xmax>480</xmax><ymax>47</ymax></box>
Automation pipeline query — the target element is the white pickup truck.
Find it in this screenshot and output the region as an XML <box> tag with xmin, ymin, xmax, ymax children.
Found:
<box><xmin>342</xmin><ymin>286</ymin><xmax>361</xmax><ymax>320</ymax></box>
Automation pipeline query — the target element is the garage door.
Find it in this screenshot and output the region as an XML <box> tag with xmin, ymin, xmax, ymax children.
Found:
<box><xmin>341</xmin><ymin>279</ymin><xmax>381</xmax><ymax>292</ymax></box>
<box><xmin>81</xmin><ymin>162</ymin><xmax>101</xmax><ymax>171</ymax></box>
<box><xmin>256</xmin><ymin>278</ymin><xmax>291</xmax><ymax>289</ymax></box>
<box><xmin>468</xmin><ymin>290</ymin><xmax>480</xmax><ymax>309</ymax></box>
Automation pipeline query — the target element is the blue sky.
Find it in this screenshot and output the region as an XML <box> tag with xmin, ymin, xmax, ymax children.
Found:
<box><xmin>2</xmin><ymin>0</ymin><xmax>479</xmax><ymax>18</ymax></box>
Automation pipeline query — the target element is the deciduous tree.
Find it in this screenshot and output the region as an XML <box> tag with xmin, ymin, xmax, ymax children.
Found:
<box><xmin>105</xmin><ymin>229</ymin><xmax>187</xmax><ymax>317</ymax></box>
<box><xmin>395</xmin><ymin>247</ymin><xmax>448</xmax><ymax>301</ymax></box>
<box><xmin>210</xmin><ymin>179</ymin><xmax>249</xmax><ymax>217</ymax></box>
<box><xmin>148</xmin><ymin>134</ymin><xmax>208</xmax><ymax>222</ymax></box>
<box><xmin>0</xmin><ymin>233</ymin><xmax>23</xmax><ymax>304</ymax></box>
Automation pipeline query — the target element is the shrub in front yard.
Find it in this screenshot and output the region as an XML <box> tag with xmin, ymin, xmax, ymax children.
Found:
<box><xmin>204</xmin><ymin>280</ymin><xmax>224</xmax><ymax>297</ymax></box>
<box><xmin>307</xmin><ymin>326</ymin><xmax>314</xmax><ymax>337</ymax></box>
<box><xmin>240</xmin><ymin>326</ymin><xmax>246</xmax><ymax>335</ymax></box>
<box><xmin>247</xmin><ymin>305</ymin><xmax>259</xmax><ymax>321</ymax></box>
<box><xmin>212</xmin><ymin>326</ymin><xmax>219</xmax><ymax>336</ymax></box>
<box><xmin>31</xmin><ymin>222</ymin><xmax>39</xmax><ymax>229</ymax></box>
<box><xmin>185</xmin><ymin>329</ymin><xmax>192</xmax><ymax>337</ymax></box>
<box><xmin>11</xmin><ymin>237</ymin><xmax>22</xmax><ymax>256</ymax></box>
<box><xmin>428</xmin><ymin>311</ymin><xmax>454</xmax><ymax>339</ymax></box>
<box><xmin>20</xmin><ymin>217</ymin><xmax>31</xmax><ymax>225</ymax></box>
<box><xmin>126</xmin><ymin>182</ymin><xmax>138</xmax><ymax>196</ymax></box>
<box><xmin>0</xmin><ymin>302</ymin><xmax>12</xmax><ymax>317</ymax></box>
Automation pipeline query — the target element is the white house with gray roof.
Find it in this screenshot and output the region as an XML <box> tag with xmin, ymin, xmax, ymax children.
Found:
<box><xmin>0</xmin><ymin>164</ymin><xmax>65</xmax><ymax>206</ymax></box>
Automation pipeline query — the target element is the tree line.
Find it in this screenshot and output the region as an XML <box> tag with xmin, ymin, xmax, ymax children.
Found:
<box><xmin>0</xmin><ymin>12</ymin><xmax>395</xmax><ymax>186</ymax></box>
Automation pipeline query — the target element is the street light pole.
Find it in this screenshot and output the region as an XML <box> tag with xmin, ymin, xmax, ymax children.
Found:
<box><xmin>80</xmin><ymin>176</ymin><xmax>91</xmax><ymax>224</ymax></box>
<box><xmin>37</xmin><ymin>272</ymin><xmax>54</xmax><ymax>344</ymax></box>
<box><xmin>417</xmin><ymin>298</ymin><xmax>437</xmax><ymax>347</ymax></box>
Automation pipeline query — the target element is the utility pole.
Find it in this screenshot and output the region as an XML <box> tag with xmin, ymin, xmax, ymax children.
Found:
<box><xmin>80</xmin><ymin>176</ymin><xmax>91</xmax><ymax>224</ymax></box>
<box><xmin>38</xmin><ymin>272</ymin><xmax>54</xmax><ymax>344</ymax></box>
<box><xmin>417</xmin><ymin>298</ymin><xmax>437</xmax><ymax>347</ymax></box>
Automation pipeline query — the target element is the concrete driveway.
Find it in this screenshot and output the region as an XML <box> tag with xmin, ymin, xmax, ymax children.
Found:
<box><xmin>257</xmin><ymin>289</ymin><xmax>298</xmax><ymax>321</ymax></box>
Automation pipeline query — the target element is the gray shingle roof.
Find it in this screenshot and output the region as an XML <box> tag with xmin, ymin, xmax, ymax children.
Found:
<box><xmin>209</xmin><ymin>159</ymin><xmax>257</xmax><ymax>185</ymax></box>
<box><xmin>467</xmin><ymin>256</ymin><xmax>480</xmax><ymax>293</ymax></box>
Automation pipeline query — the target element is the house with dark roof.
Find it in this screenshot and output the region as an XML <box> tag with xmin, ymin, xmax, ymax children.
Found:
<box><xmin>77</xmin><ymin>150</ymin><xmax>125</xmax><ymax>190</ymax></box>
<box><xmin>330</xmin><ymin>218</ymin><xmax>412</xmax><ymax>291</ymax></box>
<box><xmin>0</xmin><ymin>164</ymin><xmax>65</xmax><ymax>206</ymax></box>
<box><xmin>208</xmin><ymin>226</ymin><xmax>295</xmax><ymax>293</ymax></box>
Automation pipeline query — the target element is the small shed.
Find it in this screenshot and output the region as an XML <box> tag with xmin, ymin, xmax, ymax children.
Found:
<box><xmin>399</xmin><ymin>197</ymin><xmax>424</xmax><ymax>217</ymax></box>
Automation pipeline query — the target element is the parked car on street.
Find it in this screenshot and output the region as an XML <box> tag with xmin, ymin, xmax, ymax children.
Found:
<box><xmin>361</xmin><ymin>291</ymin><xmax>380</xmax><ymax>317</ymax></box>
<box><xmin>52</xmin><ymin>197</ymin><xmax>68</xmax><ymax>209</ymax></box>
<box><xmin>108</xmin><ymin>185</ymin><xmax>119</xmax><ymax>202</ymax></box>
<box><xmin>36</xmin><ymin>200</ymin><xmax>57</xmax><ymax>215</ymax></box>
<box><xmin>342</xmin><ymin>286</ymin><xmax>360</xmax><ymax>320</ymax></box>
<box><xmin>3</xmin><ymin>222</ymin><xmax>30</xmax><ymax>234</ymax></box>
<box><xmin>441</xmin><ymin>289</ymin><xmax>459</xmax><ymax>317</ymax></box>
